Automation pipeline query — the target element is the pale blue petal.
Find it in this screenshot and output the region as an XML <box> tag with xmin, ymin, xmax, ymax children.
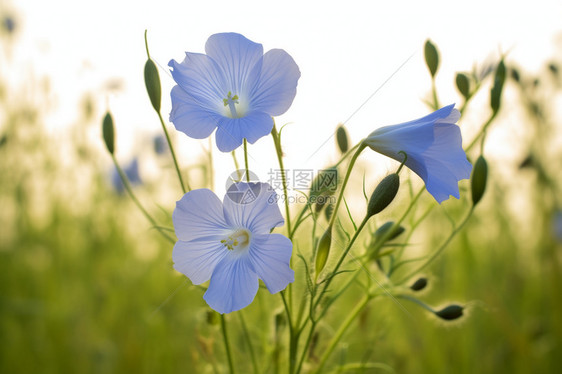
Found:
<box><xmin>249</xmin><ymin>234</ymin><xmax>294</xmax><ymax>293</ymax></box>
<box><xmin>169</xmin><ymin>85</ymin><xmax>221</xmax><ymax>139</ymax></box>
<box><xmin>223</xmin><ymin>182</ymin><xmax>284</xmax><ymax>234</ymax></box>
<box><xmin>203</xmin><ymin>255</ymin><xmax>259</xmax><ymax>314</ymax></box>
<box><xmin>205</xmin><ymin>33</ymin><xmax>263</xmax><ymax>96</ymax></box>
<box><xmin>249</xmin><ymin>49</ymin><xmax>301</xmax><ymax>116</ymax></box>
<box><xmin>173</xmin><ymin>189</ymin><xmax>229</xmax><ymax>242</ymax></box>
<box><xmin>374</xmin><ymin>104</ymin><xmax>456</xmax><ymax>135</ymax></box>
<box><xmin>215</xmin><ymin>111</ymin><xmax>274</xmax><ymax>152</ymax></box>
<box><xmin>168</xmin><ymin>52</ymin><xmax>226</xmax><ymax>111</ymax></box>
<box><xmin>172</xmin><ymin>239</ymin><xmax>228</xmax><ymax>285</ymax></box>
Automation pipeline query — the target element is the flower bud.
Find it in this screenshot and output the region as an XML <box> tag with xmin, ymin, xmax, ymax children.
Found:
<box><xmin>410</xmin><ymin>277</ymin><xmax>428</xmax><ymax>291</ymax></box>
<box><xmin>144</xmin><ymin>59</ymin><xmax>162</xmax><ymax>112</ymax></box>
<box><xmin>324</xmin><ymin>202</ymin><xmax>334</xmax><ymax>222</ymax></box>
<box><xmin>455</xmin><ymin>73</ymin><xmax>470</xmax><ymax>99</ymax></box>
<box><xmin>434</xmin><ymin>304</ymin><xmax>464</xmax><ymax>321</ymax></box>
<box><xmin>102</xmin><ymin>112</ymin><xmax>115</xmax><ymax>154</ymax></box>
<box><xmin>471</xmin><ymin>155</ymin><xmax>488</xmax><ymax>206</ymax></box>
<box><xmin>335</xmin><ymin>124</ymin><xmax>349</xmax><ymax>154</ymax></box>
<box><xmin>315</xmin><ymin>227</ymin><xmax>332</xmax><ymax>277</ymax></box>
<box><xmin>206</xmin><ymin>310</ymin><xmax>219</xmax><ymax>325</ymax></box>
<box><xmin>424</xmin><ymin>39</ymin><xmax>439</xmax><ymax>78</ymax></box>
<box><xmin>366</xmin><ymin>174</ymin><xmax>400</xmax><ymax>218</ymax></box>
<box><xmin>374</xmin><ymin>221</ymin><xmax>405</xmax><ymax>243</ymax></box>
<box><xmin>490</xmin><ymin>60</ymin><xmax>506</xmax><ymax>114</ymax></box>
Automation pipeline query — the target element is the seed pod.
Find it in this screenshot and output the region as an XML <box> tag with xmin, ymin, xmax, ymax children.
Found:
<box><xmin>410</xmin><ymin>277</ymin><xmax>428</xmax><ymax>291</ymax></box>
<box><xmin>315</xmin><ymin>227</ymin><xmax>332</xmax><ymax>277</ymax></box>
<box><xmin>102</xmin><ymin>112</ymin><xmax>115</xmax><ymax>155</ymax></box>
<box><xmin>471</xmin><ymin>155</ymin><xmax>488</xmax><ymax>206</ymax></box>
<box><xmin>455</xmin><ymin>73</ymin><xmax>470</xmax><ymax>99</ymax></box>
<box><xmin>435</xmin><ymin>304</ymin><xmax>464</xmax><ymax>321</ymax></box>
<box><xmin>335</xmin><ymin>124</ymin><xmax>349</xmax><ymax>154</ymax></box>
<box><xmin>424</xmin><ymin>39</ymin><xmax>439</xmax><ymax>78</ymax></box>
<box><xmin>366</xmin><ymin>174</ymin><xmax>400</xmax><ymax>218</ymax></box>
<box><xmin>144</xmin><ymin>59</ymin><xmax>162</xmax><ymax>112</ymax></box>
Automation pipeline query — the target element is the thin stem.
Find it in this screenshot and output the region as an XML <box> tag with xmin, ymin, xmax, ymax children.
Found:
<box><xmin>280</xmin><ymin>291</ymin><xmax>297</xmax><ymax>374</ymax></box>
<box><xmin>271</xmin><ymin>124</ymin><xmax>291</xmax><ymax>234</ymax></box>
<box><xmin>243</xmin><ymin>138</ymin><xmax>250</xmax><ymax>182</ymax></box>
<box><xmin>313</xmin><ymin>295</ymin><xmax>371</xmax><ymax>374</ymax></box>
<box><xmin>238</xmin><ymin>312</ymin><xmax>259</xmax><ymax>374</ymax></box>
<box><xmin>220</xmin><ymin>314</ymin><xmax>235</xmax><ymax>374</ymax></box>
<box><xmin>111</xmin><ymin>154</ymin><xmax>175</xmax><ymax>244</ymax></box>
<box><xmin>295</xmin><ymin>321</ymin><xmax>316</xmax><ymax>374</ymax></box>
<box><xmin>466</xmin><ymin>112</ymin><xmax>497</xmax><ymax>152</ymax></box>
<box><xmin>231</xmin><ymin>150</ymin><xmax>242</xmax><ymax>180</ymax></box>
<box><xmin>157</xmin><ymin>112</ymin><xmax>189</xmax><ymax>193</ymax></box>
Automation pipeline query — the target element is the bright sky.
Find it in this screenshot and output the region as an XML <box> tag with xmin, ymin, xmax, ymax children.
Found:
<box><xmin>9</xmin><ymin>0</ymin><xmax>562</xmax><ymax>196</ymax></box>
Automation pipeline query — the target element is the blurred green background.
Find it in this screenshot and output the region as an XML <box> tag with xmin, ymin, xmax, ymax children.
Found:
<box><xmin>2</xmin><ymin>4</ymin><xmax>562</xmax><ymax>374</ymax></box>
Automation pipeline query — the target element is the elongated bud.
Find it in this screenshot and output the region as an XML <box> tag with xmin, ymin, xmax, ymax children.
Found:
<box><xmin>315</xmin><ymin>227</ymin><xmax>332</xmax><ymax>277</ymax></box>
<box><xmin>102</xmin><ymin>112</ymin><xmax>115</xmax><ymax>154</ymax></box>
<box><xmin>374</xmin><ymin>221</ymin><xmax>405</xmax><ymax>243</ymax></box>
<box><xmin>324</xmin><ymin>202</ymin><xmax>334</xmax><ymax>221</ymax></box>
<box><xmin>144</xmin><ymin>59</ymin><xmax>162</xmax><ymax>112</ymax></box>
<box><xmin>455</xmin><ymin>73</ymin><xmax>470</xmax><ymax>99</ymax></box>
<box><xmin>490</xmin><ymin>60</ymin><xmax>506</xmax><ymax>113</ymax></box>
<box><xmin>471</xmin><ymin>155</ymin><xmax>488</xmax><ymax>206</ymax></box>
<box><xmin>410</xmin><ymin>277</ymin><xmax>428</xmax><ymax>291</ymax></box>
<box><xmin>335</xmin><ymin>124</ymin><xmax>349</xmax><ymax>154</ymax></box>
<box><xmin>434</xmin><ymin>304</ymin><xmax>464</xmax><ymax>321</ymax></box>
<box><xmin>366</xmin><ymin>174</ymin><xmax>400</xmax><ymax>218</ymax></box>
<box><xmin>424</xmin><ymin>39</ymin><xmax>439</xmax><ymax>78</ymax></box>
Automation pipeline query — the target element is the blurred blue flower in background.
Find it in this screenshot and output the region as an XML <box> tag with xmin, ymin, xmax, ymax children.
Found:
<box><xmin>153</xmin><ymin>134</ymin><xmax>167</xmax><ymax>155</ymax></box>
<box><xmin>2</xmin><ymin>15</ymin><xmax>15</xmax><ymax>34</ymax></box>
<box><xmin>364</xmin><ymin>104</ymin><xmax>472</xmax><ymax>203</ymax></box>
<box><xmin>111</xmin><ymin>158</ymin><xmax>142</xmax><ymax>195</ymax></box>
<box><xmin>172</xmin><ymin>182</ymin><xmax>294</xmax><ymax>314</ymax></box>
<box><xmin>168</xmin><ymin>32</ymin><xmax>300</xmax><ymax>152</ymax></box>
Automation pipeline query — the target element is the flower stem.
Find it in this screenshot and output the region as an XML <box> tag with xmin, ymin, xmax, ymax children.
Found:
<box><xmin>111</xmin><ymin>154</ymin><xmax>175</xmax><ymax>244</ymax></box>
<box><xmin>243</xmin><ymin>138</ymin><xmax>250</xmax><ymax>182</ymax></box>
<box><xmin>466</xmin><ymin>112</ymin><xmax>497</xmax><ymax>152</ymax></box>
<box><xmin>271</xmin><ymin>124</ymin><xmax>291</xmax><ymax>234</ymax></box>
<box><xmin>157</xmin><ymin>111</ymin><xmax>190</xmax><ymax>193</ymax></box>
<box><xmin>220</xmin><ymin>314</ymin><xmax>235</xmax><ymax>374</ymax></box>
<box><xmin>237</xmin><ymin>312</ymin><xmax>259</xmax><ymax>374</ymax></box>
<box><xmin>231</xmin><ymin>150</ymin><xmax>242</xmax><ymax>180</ymax></box>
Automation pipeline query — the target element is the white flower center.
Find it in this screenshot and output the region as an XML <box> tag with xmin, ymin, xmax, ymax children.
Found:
<box><xmin>222</xmin><ymin>91</ymin><xmax>247</xmax><ymax>118</ymax></box>
<box><xmin>221</xmin><ymin>228</ymin><xmax>251</xmax><ymax>251</ymax></box>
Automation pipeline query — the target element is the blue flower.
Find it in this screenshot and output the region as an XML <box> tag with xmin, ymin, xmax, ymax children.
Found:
<box><xmin>364</xmin><ymin>104</ymin><xmax>472</xmax><ymax>203</ymax></box>
<box><xmin>172</xmin><ymin>182</ymin><xmax>294</xmax><ymax>314</ymax></box>
<box><xmin>169</xmin><ymin>33</ymin><xmax>300</xmax><ymax>152</ymax></box>
<box><xmin>111</xmin><ymin>158</ymin><xmax>142</xmax><ymax>195</ymax></box>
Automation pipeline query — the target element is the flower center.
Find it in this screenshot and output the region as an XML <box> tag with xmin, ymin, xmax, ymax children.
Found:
<box><xmin>223</xmin><ymin>91</ymin><xmax>241</xmax><ymax>118</ymax></box>
<box><xmin>221</xmin><ymin>228</ymin><xmax>251</xmax><ymax>251</ymax></box>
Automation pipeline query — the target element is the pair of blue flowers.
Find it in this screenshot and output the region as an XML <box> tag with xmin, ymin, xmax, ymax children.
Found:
<box><xmin>169</xmin><ymin>33</ymin><xmax>472</xmax><ymax>314</ymax></box>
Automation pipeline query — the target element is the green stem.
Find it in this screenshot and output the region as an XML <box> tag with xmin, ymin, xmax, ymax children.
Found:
<box><xmin>157</xmin><ymin>112</ymin><xmax>189</xmax><ymax>193</ymax></box>
<box><xmin>280</xmin><ymin>291</ymin><xmax>297</xmax><ymax>374</ymax></box>
<box><xmin>220</xmin><ymin>314</ymin><xmax>235</xmax><ymax>374</ymax></box>
<box><xmin>243</xmin><ymin>138</ymin><xmax>250</xmax><ymax>182</ymax></box>
<box><xmin>313</xmin><ymin>295</ymin><xmax>371</xmax><ymax>374</ymax></box>
<box><xmin>271</xmin><ymin>125</ymin><xmax>291</xmax><ymax>234</ymax></box>
<box><xmin>295</xmin><ymin>321</ymin><xmax>317</xmax><ymax>374</ymax></box>
<box><xmin>466</xmin><ymin>112</ymin><xmax>497</xmax><ymax>152</ymax></box>
<box><xmin>231</xmin><ymin>150</ymin><xmax>242</xmax><ymax>180</ymax></box>
<box><xmin>238</xmin><ymin>312</ymin><xmax>259</xmax><ymax>374</ymax></box>
<box><xmin>111</xmin><ymin>154</ymin><xmax>175</xmax><ymax>243</ymax></box>
<box><xmin>431</xmin><ymin>79</ymin><xmax>439</xmax><ymax>110</ymax></box>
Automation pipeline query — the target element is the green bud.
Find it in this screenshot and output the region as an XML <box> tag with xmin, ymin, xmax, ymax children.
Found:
<box><xmin>366</xmin><ymin>174</ymin><xmax>400</xmax><ymax>218</ymax></box>
<box><xmin>410</xmin><ymin>277</ymin><xmax>428</xmax><ymax>291</ymax></box>
<box><xmin>324</xmin><ymin>202</ymin><xmax>334</xmax><ymax>222</ymax></box>
<box><xmin>435</xmin><ymin>304</ymin><xmax>464</xmax><ymax>321</ymax></box>
<box><xmin>490</xmin><ymin>60</ymin><xmax>506</xmax><ymax>113</ymax></box>
<box><xmin>144</xmin><ymin>59</ymin><xmax>162</xmax><ymax>112</ymax></box>
<box><xmin>471</xmin><ymin>155</ymin><xmax>488</xmax><ymax>206</ymax></box>
<box><xmin>206</xmin><ymin>310</ymin><xmax>219</xmax><ymax>325</ymax></box>
<box><xmin>424</xmin><ymin>39</ymin><xmax>439</xmax><ymax>78</ymax></box>
<box><xmin>374</xmin><ymin>221</ymin><xmax>405</xmax><ymax>243</ymax></box>
<box><xmin>315</xmin><ymin>227</ymin><xmax>332</xmax><ymax>277</ymax></box>
<box><xmin>455</xmin><ymin>73</ymin><xmax>470</xmax><ymax>99</ymax></box>
<box><xmin>335</xmin><ymin>124</ymin><xmax>349</xmax><ymax>154</ymax></box>
<box><xmin>102</xmin><ymin>112</ymin><xmax>115</xmax><ymax>154</ymax></box>
<box><xmin>510</xmin><ymin>68</ymin><xmax>520</xmax><ymax>83</ymax></box>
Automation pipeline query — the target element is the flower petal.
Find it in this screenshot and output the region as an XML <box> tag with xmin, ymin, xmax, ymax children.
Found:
<box><xmin>250</xmin><ymin>49</ymin><xmax>301</xmax><ymax>116</ymax></box>
<box><xmin>168</xmin><ymin>52</ymin><xmax>226</xmax><ymax>111</ymax></box>
<box><xmin>172</xmin><ymin>239</ymin><xmax>228</xmax><ymax>285</ymax></box>
<box><xmin>215</xmin><ymin>112</ymin><xmax>274</xmax><ymax>152</ymax></box>
<box><xmin>203</xmin><ymin>255</ymin><xmax>259</xmax><ymax>314</ymax></box>
<box><xmin>169</xmin><ymin>85</ymin><xmax>221</xmax><ymax>139</ymax></box>
<box><xmin>249</xmin><ymin>234</ymin><xmax>294</xmax><ymax>293</ymax></box>
<box><xmin>173</xmin><ymin>189</ymin><xmax>229</xmax><ymax>242</ymax></box>
<box><xmin>205</xmin><ymin>33</ymin><xmax>263</xmax><ymax>96</ymax></box>
<box><xmin>222</xmin><ymin>182</ymin><xmax>284</xmax><ymax>234</ymax></box>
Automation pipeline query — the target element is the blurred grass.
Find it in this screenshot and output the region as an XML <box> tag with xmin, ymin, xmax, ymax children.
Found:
<box><xmin>1</xmin><ymin>29</ymin><xmax>562</xmax><ymax>374</ymax></box>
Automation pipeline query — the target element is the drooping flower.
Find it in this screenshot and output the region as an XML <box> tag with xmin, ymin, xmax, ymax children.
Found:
<box><xmin>364</xmin><ymin>104</ymin><xmax>472</xmax><ymax>203</ymax></box>
<box><xmin>168</xmin><ymin>33</ymin><xmax>300</xmax><ymax>152</ymax></box>
<box><xmin>172</xmin><ymin>182</ymin><xmax>294</xmax><ymax>314</ymax></box>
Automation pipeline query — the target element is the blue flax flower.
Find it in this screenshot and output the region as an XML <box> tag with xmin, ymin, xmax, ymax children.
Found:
<box><xmin>169</xmin><ymin>33</ymin><xmax>300</xmax><ymax>152</ymax></box>
<box><xmin>364</xmin><ymin>104</ymin><xmax>472</xmax><ymax>203</ymax></box>
<box><xmin>172</xmin><ymin>182</ymin><xmax>294</xmax><ymax>314</ymax></box>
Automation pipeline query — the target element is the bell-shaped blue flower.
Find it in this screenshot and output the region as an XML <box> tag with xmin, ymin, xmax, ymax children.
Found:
<box><xmin>168</xmin><ymin>33</ymin><xmax>300</xmax><ymax>152</ymax></box>
<box><xmin>172</xmin><ymin>182</ymin><xmax>294</xmax><ymax>314</ymax></box>
<box><xmin>364</xmin><ymin>104</ymin><xmax>472</xmax><ymax>203</ymax></box>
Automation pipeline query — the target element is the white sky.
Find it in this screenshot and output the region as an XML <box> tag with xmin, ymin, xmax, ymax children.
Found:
<box><xmin>8</xmin><ymin>0</ymin><xmax>562</xmax><ymax>197</ymax></box>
